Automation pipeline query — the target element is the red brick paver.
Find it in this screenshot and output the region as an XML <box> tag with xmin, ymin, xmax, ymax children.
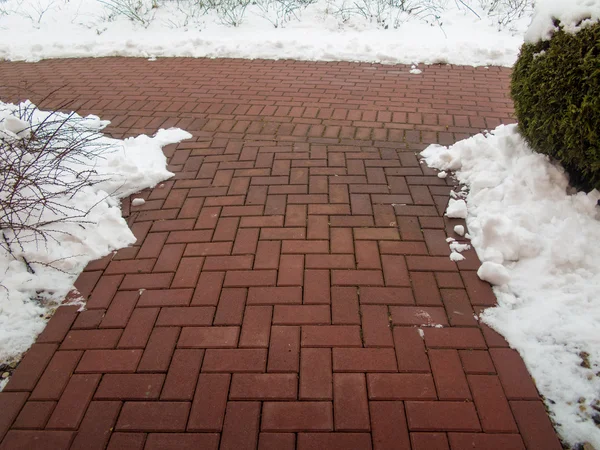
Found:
<box><xmin>0</xmin><ymin>58</ymin><xmax>562</xmax><ymax>449</ymax></box>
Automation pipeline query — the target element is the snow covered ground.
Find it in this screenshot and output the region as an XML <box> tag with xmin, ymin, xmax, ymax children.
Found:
<box><xmin>0</xmin><ymin>101</ymin><xmax>190</xmax><ymax>369</ymax></box>
<box><xmin>422</xmin><ymin>125</ymin><xmax>600</xmax><ymax>448</ymax></box>
<box><xmin>0</xmin><ymin>0</ymin><xmax>531</xmax><ymax>66</ymax></box>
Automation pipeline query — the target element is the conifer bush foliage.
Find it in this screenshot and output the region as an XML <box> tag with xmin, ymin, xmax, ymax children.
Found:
<box><xmin>511</xmin><ymin>21</ymin><xmax>600</xmax><ymax>190</ymax></box>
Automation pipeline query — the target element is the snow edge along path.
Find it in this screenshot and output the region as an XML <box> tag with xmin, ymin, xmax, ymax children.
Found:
<box><xmin>0</xmin><ymin>100</ymin><xmax>191</xmax><ymax>376</ymax></box>
<box><xmin>421</xmin><ymin>124</ymin><xmax>600</xmax><ymax>448</ymax></box>
<box><xmin>0</xmin><ymin>0</ymin><xmax>527</xmax><ymax>66</ymax></box>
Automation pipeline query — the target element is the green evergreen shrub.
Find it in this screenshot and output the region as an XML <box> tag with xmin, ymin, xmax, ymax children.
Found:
<box><xmin>511</xmin><ymin>20</ymin><xmax>600</xmax><ymax>190</ymax></box>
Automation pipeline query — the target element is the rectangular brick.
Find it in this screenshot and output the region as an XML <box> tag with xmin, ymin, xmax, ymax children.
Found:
<box><xmin>262</xmin><ymin>402</ymin><xmax>333</xmax><ymax>431</ymax></box>
<box><xmin>76</xmin><ymin>349</ymin><xmax>142</xmax><ymax>373</ymax></box>
<box><xmin>282</xmin><ymin>240</ymin><xmax>328</xmax><ymax>254</ymax></box>
<box><xmin>296</xmin><ymin>433</ymin><xmax>372</xmax><ymax>449</ymax></box>
<box><xmin>303</xmin><ymin>270</ymin><xmax>331</xmax><ymax>304</ymax></box>
<box><xmin>247</xmin><ymin>287</ymin><xmax>302</xmax><ymax>305</ymax></box>
<box><xmin>230</xmin><ymin>374</ymin><xmax>297</xmax><ymax>400</ymax></box>
<box><xmin>360</xmin><ymin>287</ymin><xmax>414</xmax><ymax>305</ymax></box>
<box><xmin>268</xmin><ymin>326</ymin><xmax>300</xmax><ymax>373</ymax></box>
<box><xmin>1</xmin><ymin>430</ymin><xmax>74</xmax><ymax>449</ymax></box>
<box><xmin>390</xmin><ymin>306</ymin><xmax>448</xmax><ymax>327</ymax></box>
<box><xmin>367</xmin><ymin>373</ymin><xmax>436</xmax><ymax>400</ymax></box>
<box><xmin>405</xmin><ymin>401</ymin><xmax>481</xmax><ymax>432</ymax></box>
<box><xmin>331</xmin><ymin>270</ymin><xmax>384</xmax><ymax>286</ymax></box>
<box><xmin>220</xmin><ymin>402</ymin><xmax>261</xmax><ymax>450</ymax></box>
<box><xmin>423</xmin><ymin>328</ymin><xmax>487</xmax><ymax>349</ymax></box>
<box><xmin>354</xmin><ymin>228</ymin><xmax>399</xmax><ymax>240</ymax></box>
<box><xmin>203</xmin><ymin>255</ymin><xmax>253</xmax><ymax>271</ymax></box>
<box><xmin>278</xmin><ymin>254</ymin><xmax>304</xmax><ymax>286</ymax></box>
<box><xmin>156</xmin><ymin>307</ymin><xmax>215</xmax><ymax>327</ymax></box>
<box><xmin>369</xmin><ymin>401</ymin><xmax>410</xmax><ymax>450</ymax></box>
<box><xmin>381</xmin><ymin>255</ymin><xmax>410</xmax><ymax>286</ymax></box>
<box><xmin>61</xmin><ymin>330</ymin><xmax>121</xmax><ymax>350</ymax></box>
<box><xmin>153</xmin><ymin>244</ymin><xmax>185</xmax><ymax>272</ymax></box>
<box><xmin>120</xmin><ymin>273</ymin><xmax>173</xmax><ymax>290</ymax></box>
<box><xmin>300</xmin><ymin>348</ymin><xmax>332</xmax><ymax>400</ymax></box>
<box><xmin>193</xmin><ymin>209</ymin><xmax>225</xmax><ymax>232</ymax></box>
<box><xmin>213</xmin><ymin>217</ymin><xmax>239</xmax><ymax>242</ymax></box>
<box><xmin>459</xmin><ymin>350</ymin><xmax>496</xmax><ymax>374</ymax></box>
<box><xmin>118</xmin><ymin>308</ymin><xmax>159</xmax><ymax>348</ymax></box>
<box><xmin>137</xmin><ymin>289</ymin><xmax>192</xmax><ymax>307</ymax></box>
<box><xmin>145</xmin><ymin>433</ymin><xmax>219</xmax><ymax>450</ymax></box>
<box><xmin>379</xmin><ymin>241</ymin><xmax>428</xmax><ymax>255</ymax></box>
<box><xmin>188</xmin><ymin>373</ymin><xmax>230</xmax><ymax>431</ymax></box>
<box><xmin>202</xmin><ymin>349</ymin><xmax>267</xmax><ymax>372</ymax></box>
<box><xmin>393</xmin><ymin>327</ymin><xmax>430</xmax><ymax>373</ymax></box>
<box><xmin>333</xmin><ymin>373</ymin><xmax>369</xmax><ymax>431</ymax></box>
<box><xmin>441</xmin><ymin>289</ymin><xmax>476</xmax><ymax>326</ymax></box>
<box><xmin>411</xmin><ymin>272</ymin><xmax>442</xmax><ymax>305</ymax></box>
<box><xmin>355</xmin><ymin>241</ymin><xmax>381</xmax><ymax>270</ymax></box>
<box><xmin>192</xmin><ymin>271</ymin><xmax>225</xmax><ymax>306</ymax></box>
<box><xmin>232</xmin><ymin>228</ymin><xmax>259</xmax><ymax>255</ymax></box>
<box><xmin>254</xmin><ymin>241</ymin><xmax>281</xmax><ymax>269</ymax></box>
<box><xmin>95</xmin><ymin>374</ymin><xmax>164</xmax><ymax>400</ymax></box>
<box><xmin>178</xmin><ymin>327</ymin><xmax>239</xmax><ymax>348</ymax></box>
<box><xmin>161</xmin><ymin>349</ymin><xmax>204</xmax><ymax>401</ymax></box>
<box><xmin>448</xmin><ymin>433</ymin><xmax>525</xmax><ymax>450</ymax></box>
<box><xmin>137</xmin><ymin>327</ymin><xmax>180</xmax><ymax>372</ymax></box>
<box><xmin>273</xmin><ymin>305</ymin><xmax>330</xmax><ymax>325</ymax></box>
<box><xmin>100</xmin><ymin>291</ymin><xmax>138</xmax><ymax>328</ymax></box>
<box><xmin>224</xmin><ymin>270</ymin><xmax>277</xmax><ymax>287</ymax></box>
<box><xmin>361</xmin><ymin>305</ymin><xmax>393</xmax><ymax>347</ymax></box>
<box><xmin>184</xmin><ymin>242</ymin><xmax>232</xmax><ymax>257</ymax></box>
<box><xmin>305</xmin><ymin>254</ymin><xmax>354</xmax><ymax>269</ymax></box>
<box><xmin>407</xmin><ymin>256</ymin><xmax>457</xmax><ymax>272</ymax></box>
<box><xmin>331</xmin><ymin>287</ymin><xmax>360</xmax><ymax>325</ymax></box>
<box><xmin>116</xmin><ymin>402</ymin><xmax>189</xmax><ymax>432</ymax></box>
<box><xmin>332</xmin><ymin>348</ymin><xmax>397</xmax><ymax>372</ymax></box>
<box><xmin>429</xmin><ymin>349</ymin><xmax>471</xmax><ymax>401</ymax></box>
<box><xmin>330</xmin><ymin>228</ymin><xmax>353</xmax><ymax>254</ymax></box>
<box><xmin>301</xmin><ymin>326</ymin><xmax>362</xmax><ymax>347</ymax></box>
<box><xmin>213</xmin><ymin>288</ymin><xmax>246</xmax><ymax>325</ymax></box>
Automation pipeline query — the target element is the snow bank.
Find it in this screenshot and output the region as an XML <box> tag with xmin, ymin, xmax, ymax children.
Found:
<box><xmin>525</xmin><ymin>0</ymin><xmax>600</xmax><ymax>43</ymax></box>
<box><xmin>0</xmin><ymin>101</ymin><xmax>191</xmax><ymax>365</ymax></box>
<box><xmin>0</xmin><ymin>0</ymin><xmax>529</xmax><ymax>66</ymax></box>
<box><xmin>421</xmin><ymin>124</ymin><xmax>600</xmax><ymax>447</ymax></box>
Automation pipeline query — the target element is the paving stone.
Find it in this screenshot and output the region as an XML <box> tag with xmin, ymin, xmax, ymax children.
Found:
<box><xmin>0</xmin><ymin>59</ymin><xmax>557</xmax><ymax>448</ymax></box>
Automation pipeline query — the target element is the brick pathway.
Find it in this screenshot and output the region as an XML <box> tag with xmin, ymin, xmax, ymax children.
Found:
<box><xmin>0</xmin><ymin>58</ymin><xmax>562</xmax><ymax>450</ymax></box>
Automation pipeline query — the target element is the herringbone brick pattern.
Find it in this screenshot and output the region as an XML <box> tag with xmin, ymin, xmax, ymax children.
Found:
<box><xmin>0</xmin><ymin>58</ymin><xmax>562</xmax><ymax>449</ymax></box>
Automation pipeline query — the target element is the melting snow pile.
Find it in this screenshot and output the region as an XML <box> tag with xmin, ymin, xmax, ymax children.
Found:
<box><xmin>421</xmin><ymin>124</ymin><xmax>600</xmax><ymax>447</ymax></box>
<box><xmin>0</xmin><ymin>101</ymin><xmax>191</xmax><ymax>367</ymax></box>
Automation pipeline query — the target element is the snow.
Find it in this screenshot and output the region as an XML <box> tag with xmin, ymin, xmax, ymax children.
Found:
<box><xmin>445</xmin><ymin>198</ymin><xmax>468</xmax><ymax>218</ymax></box>
<box><xmin>131</xmin><ymin>198</ymin><xmax>146</xmax><ymax>206</ymax></box>
<box><xmin>449</xmin><ymin>252</ymin><xmax>465</xmax><ymax>262</ymax></box>
<box><xmin>0</xmin><ymin>0</ymin><xmax>531</xmax><ymax>66</ymax></box>
<box><xmin>477</xmin><ymin>260</ymin><xmax>510</xmax><ymax>285</ymax></box>
<box><xmin>0</xmin><ymin>100</ymin><xmax>191</xmax><ymax>367</ymax></box>
<box><xmin>454</xmin><ymin>224</ymin><xmax>465</xmax><ymax>236</ymax></box>
<box><xmin>525</xmin><ymin>0</ymin><xmax>600</xmax><ymax>43</ymax></box>
<box><xmin>421</xmin><ymin>124</ymin><xmax>600</xmax><ymax>447</ymax></box>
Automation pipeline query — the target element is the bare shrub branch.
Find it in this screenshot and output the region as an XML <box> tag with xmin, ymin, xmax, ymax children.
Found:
<box><xmin>0</xmin><ymin>102</ymin><xmax>118</xmax><ymax>272</ymax></box>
